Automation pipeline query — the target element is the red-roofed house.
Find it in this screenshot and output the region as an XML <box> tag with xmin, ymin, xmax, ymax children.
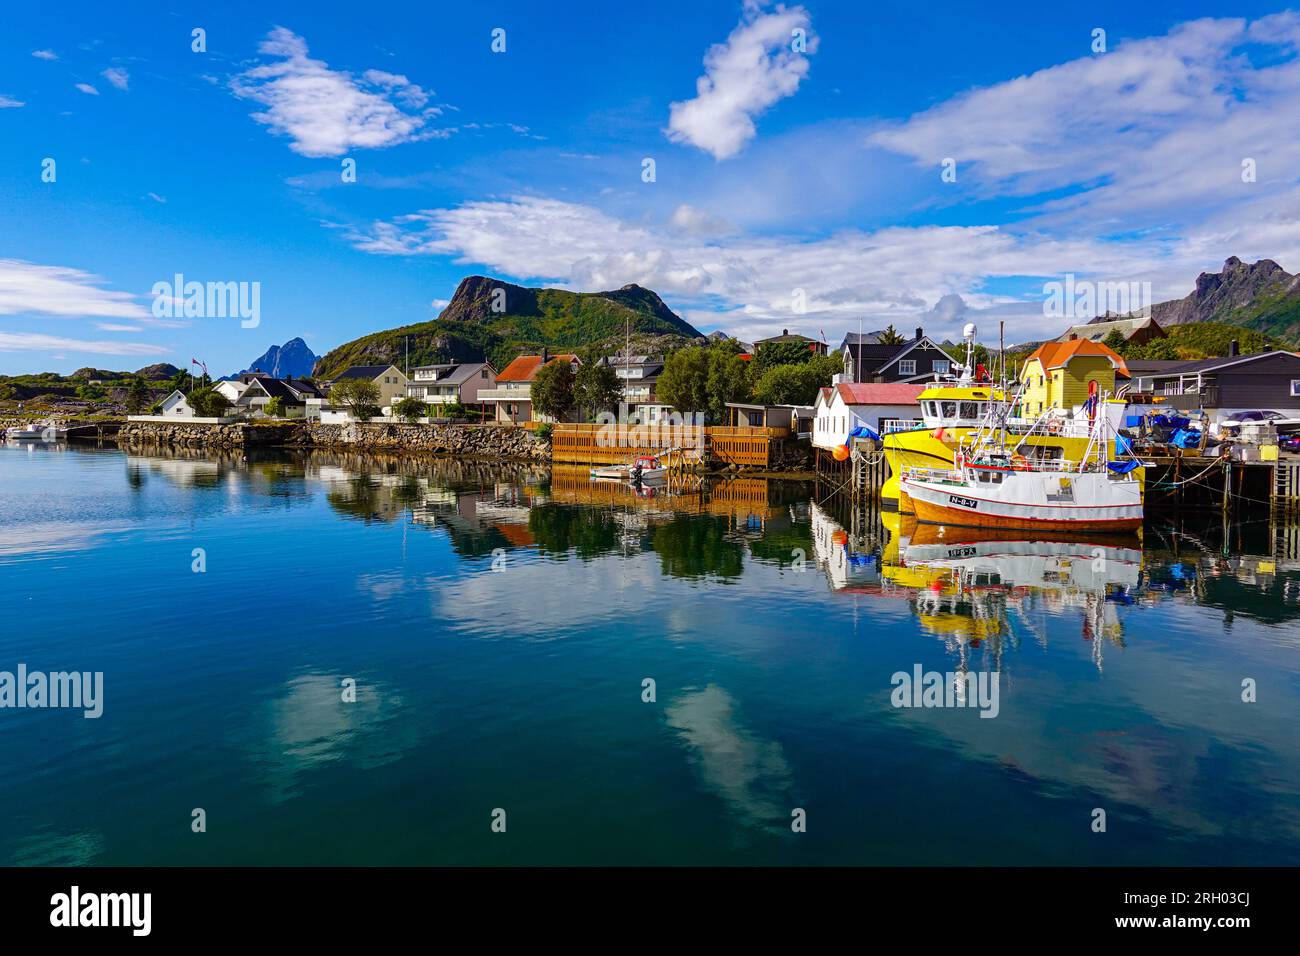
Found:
<box><xmin>479</xmin><ymin>350</ymin><xmax>581</xmax><ymax>423</ymax></box>
<box><xmin>812</xmin><ymin>380</ymin><xmax>926</xmax><ymax>449</ymax></box>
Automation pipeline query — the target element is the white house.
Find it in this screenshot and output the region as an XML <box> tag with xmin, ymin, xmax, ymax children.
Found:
<box><xmin>157</xmin><ymin>389</ymin><xmax>196</xmax><ymax>418</ymax></box>
<box><xmin>812</xmin><ymin>381</ymin><xmax>925</xmax><ymax>449</ymax></box>
<box><xmin>214</xmin><ymin>380</ymin><xmax>247</xmax><ymax>404</ymax></box>
<box><xmin>127</xmin><ymin>389</ymin><xmax>236</xmax><ymax>423</ymax></box>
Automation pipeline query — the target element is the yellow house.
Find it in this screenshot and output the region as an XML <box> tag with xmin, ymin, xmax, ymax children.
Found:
<box><xmin>1019</xmin><ymin>339</ymin><xmax>1128</xmax><ymax>416</ymax></box>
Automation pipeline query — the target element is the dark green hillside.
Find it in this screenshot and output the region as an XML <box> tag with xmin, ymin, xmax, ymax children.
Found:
<box><xmin>313</xmin><ymin>276</ymin><xmax>702</xmax><ymax>378</ymax></box>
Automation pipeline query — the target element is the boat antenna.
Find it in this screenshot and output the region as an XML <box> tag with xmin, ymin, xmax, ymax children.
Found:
<box><xmin>999</xmin><ymin>320</ymin><xmax>1006</xmax><ymax>449</ymax></box>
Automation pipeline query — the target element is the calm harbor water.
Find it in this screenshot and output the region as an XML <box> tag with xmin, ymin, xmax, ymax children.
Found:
<box><xmin>2</xmin><ymin>441</ymin><xmax>1299</xmax><ymax>866</ymax></box>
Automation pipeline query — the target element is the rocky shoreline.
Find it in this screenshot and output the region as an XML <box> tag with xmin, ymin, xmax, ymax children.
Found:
<box><xmin>115</xmin><ymin>419</ymin><xmax>551</xmax><ymax>462</ymax></box>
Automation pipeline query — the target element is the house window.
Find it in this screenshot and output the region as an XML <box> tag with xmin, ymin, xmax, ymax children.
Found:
<box><xmin>1291</xmin><ymin>380</ymin><xmax>1300</xmax><ymax>396</ymax></box>
<box><xmin>933</xmin><ymin>360</ymin><xmax>950</xmax><ymax>375</ymax></box>
<box><xmin>899</xmin><ymin>359</ymin><xmax>917</xmax><ymax>376</ymax></box>
<box><xmin>481</xmin><ymin>369</ymin><xmax>489</xmax><ymax>378</ymax></box>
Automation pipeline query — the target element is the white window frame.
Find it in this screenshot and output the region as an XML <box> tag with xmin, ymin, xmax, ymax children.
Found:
<box><xmin>899</xmin><ymin>359</ymin><xmax>917</xmax><ymax>376</ymax></box>
<box><xmin>1291</xmin><ymin>379</ymin><xmax>1300</xmax><ymax>397</ymax></box>
<box><xmin>932</xmin><ymin>360</ymin><xmax>950</xmax><ymax>375</ymax></box>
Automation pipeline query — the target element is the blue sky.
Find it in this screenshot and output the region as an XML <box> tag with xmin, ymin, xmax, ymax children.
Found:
<box><xmin>2</xmin><ymin>1</ymin><xmax>1299</xmax><ymax>375</ymax></box>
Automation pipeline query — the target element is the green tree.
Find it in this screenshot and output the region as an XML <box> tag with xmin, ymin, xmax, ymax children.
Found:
<box><xmin>705</xmin><ymin>345</ymin><xmax>752</xmax><ymax>420</ymax></box>
<box><xmin>753</xmin><ymin>339</ymin><xmax>816</xmax><ymax>372</ymax></box>
<box><xmin>531</xmin><ymin>359</ymin><xmax>576</xmax><ymax>421</ymax></box>
<box><xmin>393</xmin><ymin>396</ymin><xmax>427</xmax><ymax>422</ymax></box>
<box><xmin>188</xmin><ymin>386</ymin><xmax>231</xmax><ymax>418</ymax></box>
<box><xmin>76</xmin><ymin>383</ymin><xmax>106</xmax><ymax>401</ymax></box>
<box><xmin>877</xmin><ymin>324</ymin><xmax>907</xmax><ymax>346</ymax></box>
<box><xmin>262</xmin><ymin>396</ymin><xmax>285</xmax><ymax>418</ymax></box>
<box><xmin>658</xmin><ymin>342</ymin><xmax>753</xmax><ymax>421</ymax></box>
<box><xmin>0</xmin><ymin>383</ymin><xmax>15</xmax><ymax>401</ymax></box>
<box><xmin>752</xmin><ymin>352</ymin><xmax>840</xmax><ymax>406</ymax></box>
<box><xmin>330</xmin><ymin>378</ymin><xmax>382</xmax><ymax>420</ymax></box>
<box><xmin>573</xmin><ymin>359</ymin><xmax>623</xmax><ymax>419</ymax></box>
<box><xmin>657</xmin><ymin>346</ymin><xmax>711</xmax><ymax>414</ymax></box>
<box><xmin>1101</xmin><ymin>330</ymin><xmax>1128</xmax><ymax>356</ymax></box>
<box><xmin>125</xmin><ymin>376</ymin><xmax>150</xmax><ymax>414</ymax></box>
<box><xmin>1126</xmin><ymin>337</ymin><xmax>1180</xmax><ymax>360</ymax></box>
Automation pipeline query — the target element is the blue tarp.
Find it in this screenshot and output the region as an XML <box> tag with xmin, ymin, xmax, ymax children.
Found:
<box><xmin>1125</xmin><ymin>415</ymin><xmax>1144</xmax><ymax>428</ymax></box>
<box><xmin>1152</xmin><ymin>414</ymin><xmax>1192</xmax><ymax>430</ymax></box>
<box><xmin>1115</xmin><ymin>434</ymin><xmax>1134</xmax><ymax>455</ymax></box>
<box><xmin>848</xmin><ymin>424</ymin><xmax>881</xmax><ymax>442</ymax></box>
<box><xmin>1170</xmin><ymin>428</ymin><xmax>1202</xmax><ymax>449</ymax></box>
<box><xmin>1107</xmin><ymin>460</ymin><xmax>1142</xmax><ymax>474</ymax></box>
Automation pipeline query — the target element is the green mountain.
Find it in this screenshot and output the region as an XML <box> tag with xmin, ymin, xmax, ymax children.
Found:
<box><xmin>313</xmin><ymin>276</ymin><xmax>703</xmax><ymax>378</ymax></box>
<box><xmin>1152</xmin><ymin>256</ymin><xmax>1300</xmax><ymax>344</ymax></box>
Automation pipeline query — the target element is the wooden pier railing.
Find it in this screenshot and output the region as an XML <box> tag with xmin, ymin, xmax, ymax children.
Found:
<box><xmin>550</xmin><ymin>423</ymin><xmax>787</xmax><ymax>467</ymax></box>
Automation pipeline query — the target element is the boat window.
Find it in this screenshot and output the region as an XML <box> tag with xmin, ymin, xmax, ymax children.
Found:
<box><xmin>941</xmin><ymin>401</ymin><xmax>958</xmax><ymax>419</ymax></box>
<box><xmin>959</xmin><ymin>401</ymin><xmax>980</xmax><ymax>419</ymax></box>
<box><xmin>990</xmin><ymin>472</ymin><xmax>1003</xmax><ymax>485</ymax></box>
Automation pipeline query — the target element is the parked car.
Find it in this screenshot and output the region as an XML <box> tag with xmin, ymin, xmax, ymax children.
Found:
<box><xmin>1224</xmin><ymin>410</ymin><xmax>1286</xmax><ymax>423</ymax></box>
<box><xmin>1279</xmin><ymin>434</ymin><xmax>1300</xmax><ymax>453</ymax></box>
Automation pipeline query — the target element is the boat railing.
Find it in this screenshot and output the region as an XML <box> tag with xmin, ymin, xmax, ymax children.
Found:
<box><xmin>883</xmin><ymin>419</ymin><xmax>925</xmax><ymax>433</ymax></box>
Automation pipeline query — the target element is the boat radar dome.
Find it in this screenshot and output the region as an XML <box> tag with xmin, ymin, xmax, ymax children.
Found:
<box><xmin>962</xmin><ymin>322</ymin><xmax>978</xmax><ymax>341</ymax></box>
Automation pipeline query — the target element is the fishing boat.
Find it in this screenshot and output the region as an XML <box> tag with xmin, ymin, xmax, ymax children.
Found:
<box><xmin>879</xmin><ymin>325</ymin><xmax>1130</xmax><ymax>511</ymax></box>
<box><xmin>899</xmin><ymin>407</ymin><xmax>1144</xmax><ymax>533</ymax></box>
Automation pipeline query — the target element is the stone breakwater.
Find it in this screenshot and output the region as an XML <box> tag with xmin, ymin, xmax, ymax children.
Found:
<box><xmin>116</xmin><ymin>420</ymin><xmax>550</xmax><ymax>462</ymax></box>
<box><xmin>296</xmin><ymin>422</ymin><xmax>549</xmax><ymax>461</ymax></box>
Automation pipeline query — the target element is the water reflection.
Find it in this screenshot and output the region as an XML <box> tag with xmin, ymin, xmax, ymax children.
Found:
<box><xmin>7</xmin><ymin>442</ymin><xmax>1300</xmax><ymax>863</ymax></box>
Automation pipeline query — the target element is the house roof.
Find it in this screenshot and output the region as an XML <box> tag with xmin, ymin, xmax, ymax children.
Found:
<box><xmin>833</xmin><ymin>382</ymin><xmax>925</xmax><ymax>406</ymax></box>
<box><xmin>439</xmin><ymin>362</ymin><xmax>496</xmax><ymax>385</ymax></box>
<box><xmin>1057</xmin><ymin>315</ymin><xmax>1162</xmax><ymax>342</ymax></box>
<box><xmin>1024</xmin><ymin>339</ymin><xmax>1129</xmax><ymax>377</ymax></box>
<box><xmin>332</xmin><ymin>365</ymin><xmax>400</xmax><ymax>381</ymax></box>
<box><xmin>496</xmin><ymin>354</ymin><xmax>578</xmax><ymax>383</ymax></box>
<box><xmin>755</xmin><ymin>330</ymin><xmax>821</xmax><ymax>345</ymax></box>
<box><xmin>257</xmin><ymin>377</ymin><xmax>326</xmax><ymax>401</ymax></box>
<box><xmin>1142</xmin><ymin>350</ymin><xmax>1300</xmax><ymax>379</ymax></box>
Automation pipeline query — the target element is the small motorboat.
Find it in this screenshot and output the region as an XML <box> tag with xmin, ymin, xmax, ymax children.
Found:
<box><xmin>629</xmin><ymin>455</ymin><xmax>668</xmax><ymax>483</ymax></box>
<box><xmin>589</xmin><ymin>455</ymin><xmax>669</xmax><ymax>483</ymax></box>
<box><xmin>5</xmin><ymin>425</ymin><xmax>49</xmax><ymax>440</ymax></box>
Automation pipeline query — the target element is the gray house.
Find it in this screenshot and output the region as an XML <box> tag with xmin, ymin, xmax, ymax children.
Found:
<box><xmin>1140</xmin><ymin>348</ymin><xmax>1300</xmax><ymax>420</ymax></box>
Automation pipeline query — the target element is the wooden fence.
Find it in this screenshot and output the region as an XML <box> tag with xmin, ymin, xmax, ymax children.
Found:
<box><xmin>550</xmin><ymin>423</ymin><xmax>786</xmax><ymax>467</ymax></box>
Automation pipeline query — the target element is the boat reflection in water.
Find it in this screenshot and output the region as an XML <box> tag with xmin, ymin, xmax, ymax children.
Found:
<box><xmin>815</xmin><ymin>506</ymin><xmax>1145</xmax><ymax>671</ymax></box>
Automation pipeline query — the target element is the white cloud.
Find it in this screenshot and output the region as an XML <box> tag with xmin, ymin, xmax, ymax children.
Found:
<box><xmin>95</xmin><ymin>323</ymin><xmax>144</xmax><ymax>332</ymax></box>
<box><xmin>0</xmin><ymin>95</ymin><xmax>24</xmax><ymax>109</ymax></box>
<box><xmin>101</xmin><ymin>67</ymin><xmax>129</xmax><ymax>91</ymax></box>
<box><xmin>345</xmin><ymin>196</ymin><xmax>1186</xmax><ymax>344</ymax></box>
<box><xmin>0</xmin><ymin>332</ymin><xmax>166</xmax><ymax>356</ymax></box>
<box><xmin>146</xmin><ymin>192</ymin><xmax>166</xmax><ymax>204</ymax></box>
<box><xmin>231</xmin><ymin>27</ymin><xmax>445</xmax><ymax>157</ymax></box>
<box><xmin>32</xmin><ymin>49</ymin><xmax>58</xmax><ymax>61</ymax></box>
<box><xmin>74</xmin><ymin>83</ymin><xmax>98</xmax><ymax>96</ymax></box>
<box><xmin>870</xmin><ymin>12</ymin><xmax>1300</xmax><ymax>233</ymax></box>
<box><xmin>668</xmin><ymin>203</ymin><xmax>735</xmax><ymax>237</ymax></box>
<box><xmin>667</xmin><ymin>3</ymin><xmax>817</xmax><ymax>159</ymax></box>
<box><xmin>0</xmin><ymin>258</ymin><xmax>145</xmax><ymax>319</ymax></box>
